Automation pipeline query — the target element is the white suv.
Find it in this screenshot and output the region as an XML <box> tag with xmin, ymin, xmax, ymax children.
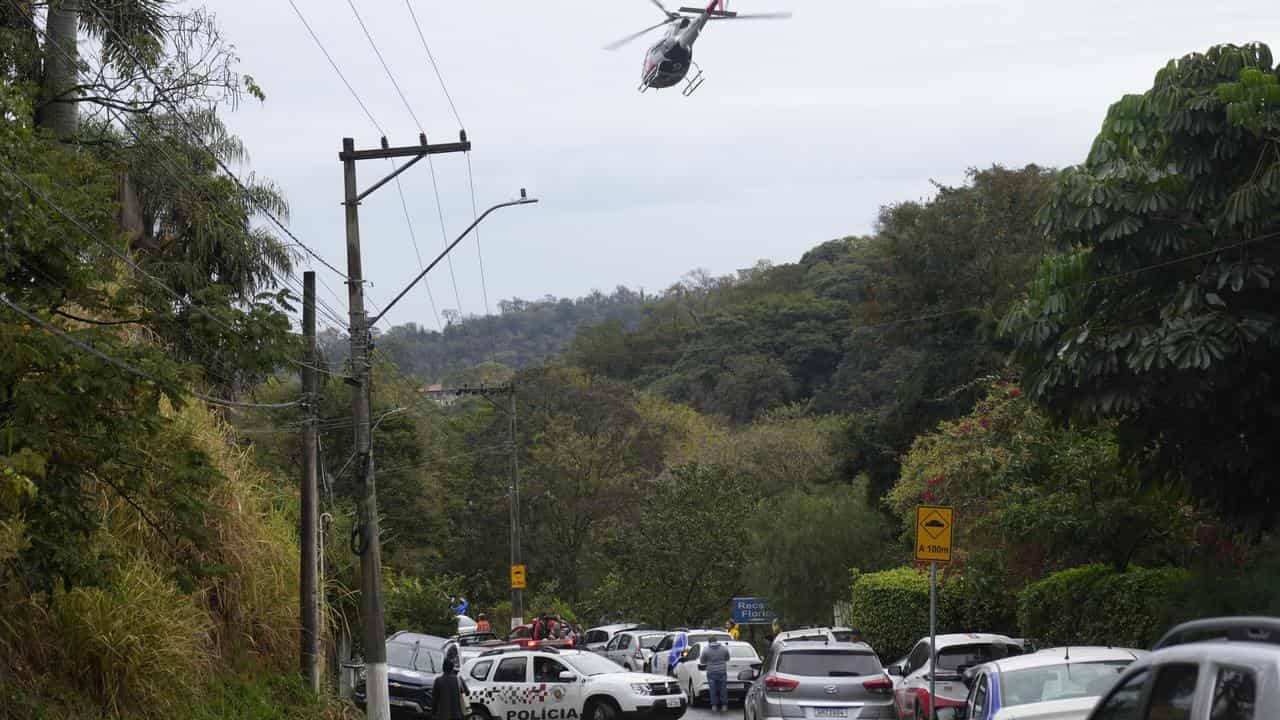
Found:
<box><xmin>1081</xmin><ymin>617</ymin><xmax>1280</xmax><ymax>720</ymax></box>
<box><xmin>462</xmin><ymin>647</ymin><xmax>688</xmax><ymax>720</ymax></box>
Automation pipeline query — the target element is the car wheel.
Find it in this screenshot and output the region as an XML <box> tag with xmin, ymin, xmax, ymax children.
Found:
<box><xmin>914</xmin><ymin>702</ymin><xmax>925</xmax><ymax>720</ymax></box>
<box><xmin>472</xmin><ymin>705</ymin><xmax>493</xmax><ymax>720</ymax></box>
<box><xmin>688</xmin><ymin>681</ymin><xmax>697</xmax><ymax>707</ymax></box>
<box><xmin>585</xmin><ymin>699</ymin><xmax>620</xmax><ymax>720</ymax></box>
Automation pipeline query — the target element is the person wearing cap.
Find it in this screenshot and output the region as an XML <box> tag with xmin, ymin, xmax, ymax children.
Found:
<box><xmin>432</xmin><ymin>655</ymin><xmax>470</xmax><ymax>720</ymax></box>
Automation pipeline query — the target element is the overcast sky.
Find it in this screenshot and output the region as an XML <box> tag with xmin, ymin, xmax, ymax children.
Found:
<box><xmin>204</xmin><ymin>0</ymin><xmax>1278</xmax><ymax>330</ymax></box>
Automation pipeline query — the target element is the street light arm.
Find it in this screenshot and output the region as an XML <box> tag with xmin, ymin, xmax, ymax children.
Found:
<box><xmin>370</xmin><ymin>195</ymin><xmax>539</xmax><ymax>326</ymax></box>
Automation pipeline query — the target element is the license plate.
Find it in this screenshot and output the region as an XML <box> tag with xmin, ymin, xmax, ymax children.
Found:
<box><xmin>664</xmin><ymin>697</ymin><xmax>682</xmax><ymax>708</ymax></box>
<box><xmin>813</xmin><ymin>709</ymin><xmax>847</xmax><ymax>718</ymax></box>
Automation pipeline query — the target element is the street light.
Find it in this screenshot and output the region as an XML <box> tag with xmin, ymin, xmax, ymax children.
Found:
<box><xmin>369</xmin><ymin>190</ymin><xmax>539</xmax><ymax>327</ymax></box>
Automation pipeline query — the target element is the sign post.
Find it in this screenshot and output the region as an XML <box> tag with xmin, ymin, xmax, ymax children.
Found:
<box><xmin>510</xmin><ymin>564</ymin><xmax>527</xmax><ymax>590</ymax></box>
<box><xmin>915</xmin><ymin>505</ymin><xmax>954</xmax><ymax>720</ymax></box>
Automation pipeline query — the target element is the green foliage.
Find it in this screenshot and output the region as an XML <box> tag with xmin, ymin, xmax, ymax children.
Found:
<box><xmin>384</xmin><ymin>573</ymin><xmax>458</xmax><ymax>638</ymax></box>
<box><xmin>593</xmin><ymin>464</ymin><xmax>754</xmax><ymax>627</ymax></box>
<box><xmin>889</xmin><ymin>381</ymin><xmax>1196</xmax><ymax>591</ymax></box>
<box><xmin>747</xmin><ymin>483</ymin><xmax>894</xmax><ymax>625</ymax></box>
<box><xmin>848</xmin><ymin>567</ymin><xmax>1005</xmax><ymax>662</ymax></box>
<box><xmin>1017</xmin><ymin>565</ymin><xmax>1191</xmax><ymax>649</ymax></box>
<box><xmin>1002</xmin><ymin>43</ymin><xmax>1280</xmax><ymax>526</ymax></box>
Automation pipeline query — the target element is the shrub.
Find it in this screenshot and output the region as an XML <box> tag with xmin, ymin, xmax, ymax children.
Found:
<box><xmin>384</xmin><ymin>573</ymin><xmax>457</xmax><ymax>637</ymax></box>
<box><xmin>48</xmin><ymin>560</ymin><xmax>212</xmax><ymax>715</ymax></box>
<box><xmin>851</xmin><ymin>566</ymin><xmax>1020</xmax><ymax>660</ymax></box>
<box><xmin>1017</xmin><ymin>565</ymin><xmax>1191</xmax><ymax>648</ymax></box>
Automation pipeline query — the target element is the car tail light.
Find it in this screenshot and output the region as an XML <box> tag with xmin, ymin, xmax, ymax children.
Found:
<box><xmin>863</xmin><ymin>677</ymin><xmax>892</xmax><ymax>695</ymax></box>
<box><xmin>764</xmin><ymin>675</ymin><xmax>799</xmax><ymax>692</ymax></box>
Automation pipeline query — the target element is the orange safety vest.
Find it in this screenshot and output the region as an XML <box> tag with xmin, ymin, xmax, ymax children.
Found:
<box><xmin>476</xmin><ymin>619</ymin><xmax>491</xmax><ymax>633</ymax></box>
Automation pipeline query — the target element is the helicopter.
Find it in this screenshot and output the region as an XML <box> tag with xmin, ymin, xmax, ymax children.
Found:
<box><xmin>604</xmin><ymin>0</ymin><xmax>791</xmax><ymax>96</ymax></box>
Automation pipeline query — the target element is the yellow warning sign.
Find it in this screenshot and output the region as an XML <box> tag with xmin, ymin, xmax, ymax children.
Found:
<box><xmin>511</xmin><ymin>564</ymin><xmax>527</xmax><ymax>589</ymax></box>
<box><xmin>915</xmin><ymin>505</ymin><xmax>954</xmax><ymax>563</ymax></box>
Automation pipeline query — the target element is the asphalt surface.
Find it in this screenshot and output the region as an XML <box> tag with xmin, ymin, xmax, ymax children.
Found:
<box><xmin>685</xmin><ymin>702</ymin><xmax>744</xmax><ymax>720</ymax></box>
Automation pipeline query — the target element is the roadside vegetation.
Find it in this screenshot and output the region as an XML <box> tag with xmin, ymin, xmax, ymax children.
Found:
<box><xmin>3</xmin><ymin>0</ymin><xmax>1279</xmax><ymax>714</ymax></box>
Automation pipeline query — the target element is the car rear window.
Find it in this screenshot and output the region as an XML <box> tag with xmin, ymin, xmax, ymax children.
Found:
<box><xmin>730</xmin><ymin>645</ymin><xmax>759</xmax><ymax>659</ymax></box>
<box><xmin>936</xmin><ymin>643</ymin><xmax>1022</xmax><ymax>673</ymax></box>
<box><xmin>999</xmin><ymin>661</ymin><xmax>1131</xmax><ymax>706</ymax></box>
<box><xmin>690</xmin><ymin>633</ymin><xmax>732</xmax><ymax>644</ymax></box>
<box><xmin>831</xmin><ymin>631</ymin><xmax>854</xmax><ymax>643</ymax></box>
<box><xmin>639</xmin><ymin>635</ymin><xmax>663</xmax><ymax>649</ymax></box>
<box><xmin>777</xmin><ymin>650</ymin><xmax>882</xmax><ymax>677</ymax></box>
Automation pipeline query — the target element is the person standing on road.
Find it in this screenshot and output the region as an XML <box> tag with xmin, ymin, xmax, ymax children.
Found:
<box><xmin>432</xmin><ymin>655</ymin><xmax>470</xmax><ymax>720</ymax></box>
<box><xmin>701</xmin><ymin>636</ymin><xmax>732</xmax><ymax>712</ymax></box>
<box><xmin>476</xmin><ymin>612</ymin><xmax>491</xmax><ymax>633</ymax></box>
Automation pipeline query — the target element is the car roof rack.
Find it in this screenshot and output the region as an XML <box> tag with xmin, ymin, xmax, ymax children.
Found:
<box><xmin>1153</xmin><ymin>617</ymin><xmax>1280</xmax><ymax>650</ymax></box>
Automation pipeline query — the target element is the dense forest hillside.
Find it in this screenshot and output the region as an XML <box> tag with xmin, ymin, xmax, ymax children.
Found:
<box><xmin>318</xmin><ymin>287</ymin><xmax>652</xmax><ymax>382</ymax></box>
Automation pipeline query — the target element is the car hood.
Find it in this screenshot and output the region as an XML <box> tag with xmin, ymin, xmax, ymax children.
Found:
<box><xmin>993</xmin><ymin>696</ymin><xmax>1098</xmax><ymax>720</ymax></box>
<box><xmin>590</xmin><ymin>672</ymin><xmax>672</xmax><ymax>685</ymax></box>
<box><xmin>387</xmin><ymin>666</ymin><xmax>438</xmax><ymax>687</ymax></box>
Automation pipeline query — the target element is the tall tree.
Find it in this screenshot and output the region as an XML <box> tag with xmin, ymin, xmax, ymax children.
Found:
<box><xmin>1002</xmin><ymin>43</ymin><xmax>1280</xmax><ymax>527</ymax></box>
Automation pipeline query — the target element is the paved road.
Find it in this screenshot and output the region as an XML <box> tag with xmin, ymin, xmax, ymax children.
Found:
<box><xmin>685</xmin><ymin>703</ymin><xmax>744</xmax><ymax>720</ymax></box>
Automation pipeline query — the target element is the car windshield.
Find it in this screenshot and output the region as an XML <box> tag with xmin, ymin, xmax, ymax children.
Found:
<box><xmin>936</xmin><ymin>643</ymin><xmax>1021</xmax><ymax>674</ymax></box>
<box><xmin>564</xmin><ymin>653</ymin><xmax>626</xmax><ymax>676</ymax></box>
<box><xmin>777</xmin><ymin>650</ymin><xmax>882</xmax><ymax>677</ymax></box>
<box><xmin>638</xmin><ymin>635</ymin><xmax>664</xmax><ymax>649</ymax></box>
<box><xmin>385</xmin><ymin>643</ymin><xmax>443</xmax><ymax>672</ymax></box>
<box><xmin>999</xmin><ymin>661</ymin><xmax>1131</xmax><ymax>707</ymax></box>
<box><xmin>458</xmin><ymin>633</ymin><xmax>497</xmax><ymax>646</ymax></box>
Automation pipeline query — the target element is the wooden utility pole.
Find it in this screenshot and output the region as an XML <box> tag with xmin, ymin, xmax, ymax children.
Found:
<box><xmin>340</xmin><ymin>133</ymin><xmax>472</xmax><ymax>720</ymax></box>
<box><xmin>301</xmin><ymin>271</ymin><xmax>321</xmax><ymax>691</ymax></box>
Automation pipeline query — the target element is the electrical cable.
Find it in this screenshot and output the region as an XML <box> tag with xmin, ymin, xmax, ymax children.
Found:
<box><xmin>404</xmin><ymin>0</ymin><xmax>465</xmax><ymax>130</ymax></box>
<box><xmin>0</xmin><ymin>294</ymin><xmax>300</xmax><ymax>409</ymax></box>
<box><xmin>466</xmin><ymin>153</ymin><xmax>500</xmax><ymax>364</ymax></box>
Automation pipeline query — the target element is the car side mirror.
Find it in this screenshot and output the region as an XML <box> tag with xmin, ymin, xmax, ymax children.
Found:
<box><xmin>886</xmin><ymin>665</ymin><xmax>904</xmax><ymax>677</ymax></box>
<box><xmin>559</xmin><ymin>671</ymin><xmax>579</xmax><ymax>682</ymax></box>
<box><xmin>737</xmin><ymin>668</ymin><xmax>759</xmax><ymax>682</ymax></box>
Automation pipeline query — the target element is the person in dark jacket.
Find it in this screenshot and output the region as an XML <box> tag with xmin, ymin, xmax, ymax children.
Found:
<box><xmin>432</xmin><ymin>656</ymin><xmax>470</xmax><ymax>720</ymax></box>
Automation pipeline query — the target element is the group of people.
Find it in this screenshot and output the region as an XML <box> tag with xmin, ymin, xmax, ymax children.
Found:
<box><xmin>532</xmin><ymin>612</ymin><xmax>577</xmax><ymax>642</ymax></box>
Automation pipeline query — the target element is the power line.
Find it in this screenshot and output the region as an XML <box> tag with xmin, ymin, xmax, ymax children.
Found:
<box><xmin>345</xmin><ymin>0</ymin><xmax>424</xmax><ymax>132</ymax></box>
<box><xmin>466</xmin><ymin>153</ymin><xmax>500</xmax><ymax>364</ymax></box>
<box><xmin>403</xmin><ymin>0</ymin><xmax>465</xmax><ymax>130</ymax></box>
<box><xmin>0</xmin><ymin>294</ymin><xmax>300</xmax><ymax>409</ymax></box>
<box><xmin>286</xmin><ymin>0</ymin><xmax>386</xmax><ymax>136</ymax></box>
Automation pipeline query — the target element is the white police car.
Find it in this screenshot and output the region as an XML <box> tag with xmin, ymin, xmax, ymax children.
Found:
<box><xmin>462</xmin><ymin>647</ymin><xmax>688</xmax><ymax>720</ymax></box>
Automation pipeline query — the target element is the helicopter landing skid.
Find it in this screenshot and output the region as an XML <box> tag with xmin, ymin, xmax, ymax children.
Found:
<box><xmin>638</xmin><ymin>66</ymin><xmax>659</xmax><ymax>93</ymax></box>
<box><xmin>681</xmin><ymin>63</ymin><xmax>705</xmax><ymax>97</ymax></box>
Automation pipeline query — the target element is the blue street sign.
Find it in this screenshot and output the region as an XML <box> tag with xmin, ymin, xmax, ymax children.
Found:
<box><xmin>732</xmin><ymin>597</ymin><xmax>777</xmax><ymax>625</ymax></box>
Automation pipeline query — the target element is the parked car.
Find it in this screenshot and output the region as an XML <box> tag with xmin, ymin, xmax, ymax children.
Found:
<box><xmin>1080</xmin><ymin>616</ymin><xmax>1279</xmax><ymax>720</ymax></box>
<box><xmin>674</xmin><ymin>640</ymin><xmax>760</xmax><ymax>705</ymax></box>
<box><xmin>741</xmin><ymin>640</ymin><xmax>894</xmax><ymax>720</ymax></box>
<box><xmin>583</xmin><ymin>623</ymin><xmax>648</xmax><ymax>654</ymax></box>
<box><xmin>606</xmin><ymin>629</ymin><xmax>668</xmax><ymax>672</ymax></box>
<box><xmin>354</xmin><ymin>632</ymin><xmax>460</xmax><ymax>718</ymax></box>
<box><xmin>462</xmin><ymin>645</ymin><xmax>688</xmax><ymax>720</ymax></box>
<box><xmin>942</xmin><ymin>646</ymin><xmax>1144</xmax><ymax>720</ymax></box>
<box><xmin>888</xmin><ymin>633</ymin><xmax>1023</xmax><ymax>719</ymax></box>
<box><xmin>649</xmin><ymin>629</ymin><xmax>734</xmax><ymax>676</ymax></box>
<box><xmin>772</xmin><ymin>627</ymin><xmax>864</xmax><ymax>647</ymax></box>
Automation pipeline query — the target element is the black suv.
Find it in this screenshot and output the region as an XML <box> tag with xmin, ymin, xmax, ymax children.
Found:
<box><xmin>355</xmin><ymin>632</ymin><xmax>461</xmax><ymax>717</ymax></box>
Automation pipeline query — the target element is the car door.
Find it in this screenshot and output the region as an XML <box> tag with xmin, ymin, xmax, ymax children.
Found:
<box><xmin>744</xmin><ymin>648</ymin><xmax>775</xmax><ymax>720</ymax></box>
<box><xmin>964</xmin><ymin>671</ymin><xmax>990</xmax><ymax>720</ymax></box>
<box><xmin>652</xmin><ymin>635</ymin><xmax>674</xmax><ymax>674</ymax></box>
<box><xmin>1088</xmin><ymin>667</ymin><xmax>1152</xmax><ymax>720</ymax></box>
<box><xmin>490</xmin><ymin>655</ymin><xmax>531</xmax><ymax>718</ymax></box>
<box><xmin>604</xmin><ymin>634</ymin><xmax>623</xmax><ymax>665</ymax></box>
<box><xmin>533</xmin><ymin>654</ymin><xmax>584</xmax><ymax>716</ymax></box>
<box><xmin>897</xmin><ymin>641</ymin><xmax>930</xmax><ymax>717</ymax></box>
<box><xmin>615</xmin><ymin>634</ymin><xmax>635</xmax><ymax>669</ymax></box>
<box><xmin>678</xmin><ymin>643</ymin><xmax>703</xmax><ymax>695</ymax></box>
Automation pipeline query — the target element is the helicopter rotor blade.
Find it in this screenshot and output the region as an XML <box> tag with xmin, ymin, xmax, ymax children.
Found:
<box><xmin>649</xmin><ymin>0</ymin><xmax>679</xmax><ymax>18</ymax></box>
<box><xmin>708</xmin><ymin>11</ymin><xmax>793</xmax><ymax>19</ymax></box>
<box><xmin>603</xmin><ymin>18</ymin><xmax>676</xmax><ymax>51</ymax></box>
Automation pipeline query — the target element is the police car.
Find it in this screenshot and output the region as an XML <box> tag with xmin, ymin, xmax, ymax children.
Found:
<box><xmin>462</xmin><ymin>646</ymin><xmax>688</xmax><ymax>720</ymax></box>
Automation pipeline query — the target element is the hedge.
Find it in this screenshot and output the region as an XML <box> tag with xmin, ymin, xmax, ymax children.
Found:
<box><xmin>849</xmin><ymin>567</ymin><xmax>1016</xmax><ymax>661</ymax></box>
<box><xmin>1016</xmin><ymin>564</ymin><xmax>1191</xmax><ymax>648</ymax></box>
